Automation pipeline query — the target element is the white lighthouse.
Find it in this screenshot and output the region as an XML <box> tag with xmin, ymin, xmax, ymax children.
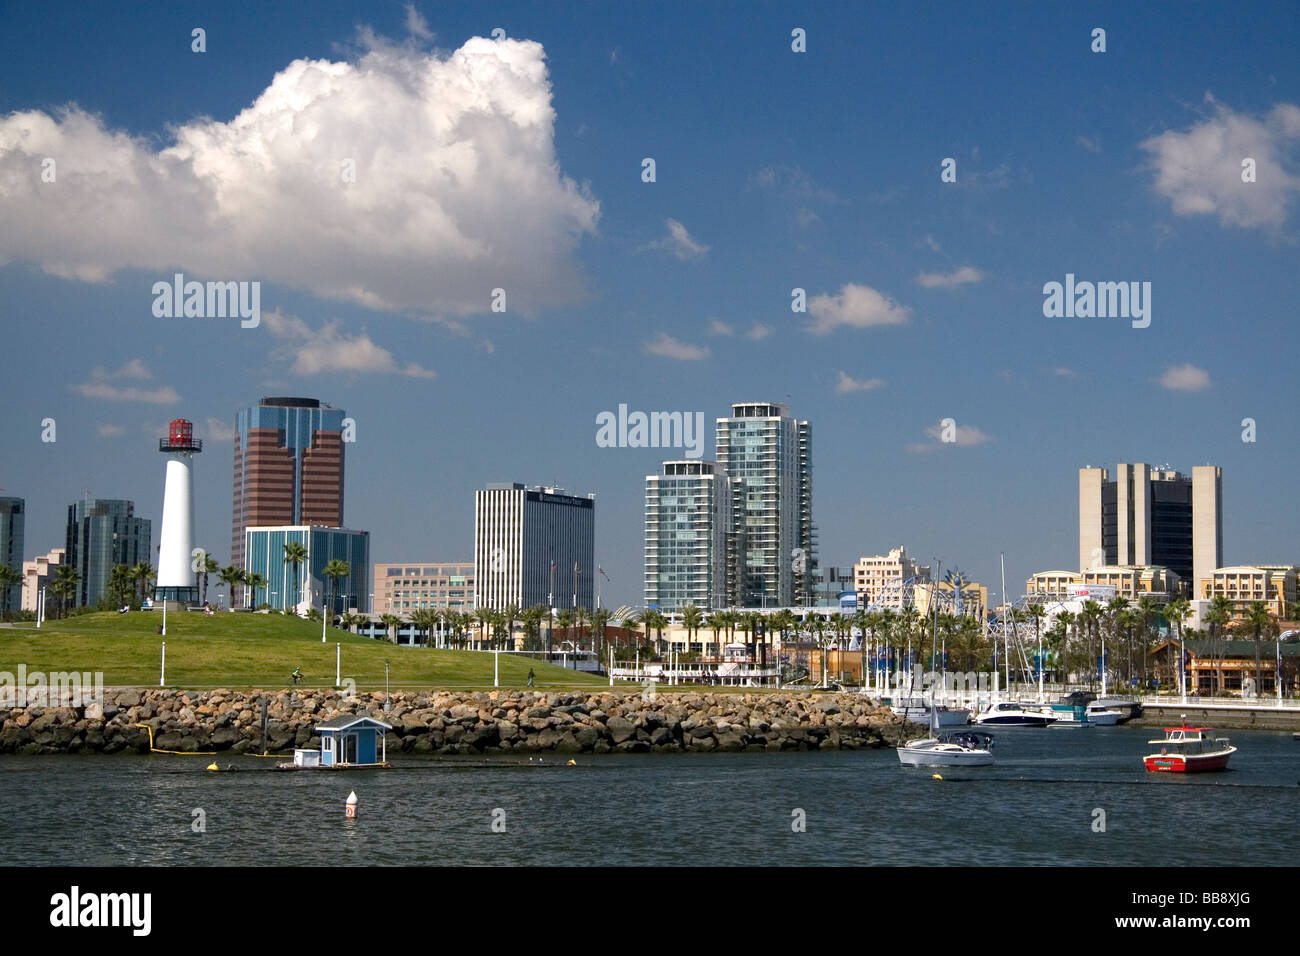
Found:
<box><xmin>154</xmin><ymin>418</ymin><xmax>201</xmax><ymax>605</ymax></box>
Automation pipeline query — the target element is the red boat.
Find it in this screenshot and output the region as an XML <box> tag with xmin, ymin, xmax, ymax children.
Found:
<box><xmin>1143</xmin><ymin>724</ymin><xmax>1236</xmax><ymax>773</ymax></box>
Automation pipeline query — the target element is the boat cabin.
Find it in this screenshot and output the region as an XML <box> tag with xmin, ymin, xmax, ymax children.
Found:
<box><xmin>1149</xmin><ymin>726</ymin><xmax>1227</xmax><ymax>754</ymax></box>
<box><xmin>312</xmin><ymin>714</ymin><xmax>392</xmax><ymax>767</ymax></box>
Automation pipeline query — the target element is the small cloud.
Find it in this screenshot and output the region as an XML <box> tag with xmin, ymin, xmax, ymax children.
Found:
<box><xmin>1140</xmin><ymin>93</ymin><xmax>1300</xmax><ymax>229</ymax></box>
<box><xmin>263</xmin><ymin>309</ymin><xmax>435</xmax><ymax>378</ymax></box>
<box><xmin>609</xmin><ymin>47</ymin><xmax>620</xmax><ymax>65</ymax></box>
<box><xmin>95</xmin><ymin>423</ymin><xmax>126</xmax><ymax>438</ymax></box>
<box><xmin>1076</xmin><ymin>135</ymin><xmax>1102</xmax><ymax>153</ymax></box>
<box><xmin>835</xmin><ymin>371</ymin><xmax>885</xmax><ymax>394</ymax></box>
<box><xmin>806</xmin><ymin>283</ymin><xmax>910</xmax><ymax>335</ymax></box>
<box><xmin>1157</xmin><ymin>363</ymin><xmax>1211</xmax><ymax>392</ymax></box>
<box><xmin>914</xmin><ymin>265</ymin><xmax>985</xmax><ymax>288</ymax></box>
<box><xmin>640</xmin><ymin>218</ymin><xmax>709</xmax><ymax>260</ymax></box>
<box><xmin>707</xmin><ymin>318</ymin><xmax>734</xmax><ymax>336</ymax></box>
<box><xmin>1052</xmin><ymin>366</ymin><xmax>1078</xmax><ymax>378</ymax></box>
<box><xmin>745</xmin><ymin>322</ymin><xmax>772</xmax><ymax>341</ymax></box>
<box><xmin>922</xmin><ymin>235</ymin><xmax>941</xmax><ymax>252</ymax></box>
<box><xmin>71</xmin><ymin>361</ymin><xmax>179</xmax><ymax>403</ymax></box>
<box><xmin>403</xmin><ymin>4</ymin><xmax>433</xmax><ymax>40</ymax></box>
<box><xmin>795</xmin><ymin>207</ymin><xmax>821</xmax><ymax>228</ymax></box>
<box><xmin>643</xmin><ymin>332</ymin><xmax>709</xmax><ymax>361</ymax></box>
<box><xmin>201</xmin><ymin>417</ymin><xmax>238</xmax><ymax>442</ymax></box>
<box><xmin>907</xmin><ymin>421</ymin><xmax>991</xmax><ymax>453</ymax></box>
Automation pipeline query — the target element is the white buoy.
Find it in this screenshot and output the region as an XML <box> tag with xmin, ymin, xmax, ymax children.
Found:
<box><xmin>345</xmin><ymin>791</ymin><xmax>358</xmax><ymax>818</ymax></box>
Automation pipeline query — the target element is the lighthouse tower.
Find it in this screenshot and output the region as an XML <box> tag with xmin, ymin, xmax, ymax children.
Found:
<box><xmin>154</xmin><ymin>419</ymin><xmax>202</xmax><ymax>605</ymax></box>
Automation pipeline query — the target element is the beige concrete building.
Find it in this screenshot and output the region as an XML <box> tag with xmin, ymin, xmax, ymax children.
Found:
<box><xmin>1026</xmin><ymin>570</ymin><xmax>1079</xmax><ymax>601</ymax></box>
<box><xmin>21</xmin><ymin>547</ymin><xmax>66</xmax><ymax>612</ymax></box>
<box><xmin>373</xmin><ymin>562</ymin><xmax>475</xmax><ymax>615</ymax></box>
<box><xmin>1027</xmin><ymin>565</ymin><xmax>1179</xmax><ymax>603</ymax></box>
<box><xmin>913</xmin><ymin>579</ymin><xmax>988</xmax><ymax>619</ymax></box>
<box><xmin>1199</xmin><ymin>565</ymin><xmax>1298</xmax><ymax>619</ymax></box>
<box><xmin>853</xmin><ymin>546</ymin><xmax>931</xmax><ymax>609</ymax></box>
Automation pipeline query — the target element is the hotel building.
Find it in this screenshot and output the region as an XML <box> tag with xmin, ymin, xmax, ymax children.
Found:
<box><xmin>1199</xmin><ymin>566</ymin><xmax>1298</xmax><ymax>619</ymax></box>
<box><xmin>474</xmin><ymin>483</ymin><xmax>595</xmax><ymax>611</ymax></box>
<box><xmin>231</xmin><ymin>397</ymin><xmax>347</xmax><ymax>572</ymax></box>
<box><xmin>1026</xmin><ymin>565</ymin><xmax>1180</xmax><ymax>603</ymax></box>
<box><xmin>373</xmin><ymin>562</ymin><xmax>475</xmax><ymax>616</ymax></box>
<box><xmin>645</xmin><ymin>460</ymin><xmax>735</xmax><ymax>611</ymax></box>
<box><xmin>1078</xmin><ymin>463</ymin><xmax>1221</xmax><ymax>592</ymax></box>
<box><xmin>64</xmin><ymin>496</ymin><xmax>152</xmax><ymax>608</ymax></box>
<box><xmin>715</xmin><ymin>402</ymin><xmax>815</xmax><ymax>607</ymax></box>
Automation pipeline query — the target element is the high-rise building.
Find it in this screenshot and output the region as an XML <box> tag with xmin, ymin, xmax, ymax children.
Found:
<box><xmin>715</xmin><ymin>401</ymin><xmax>814</xmax><ymax>607</ymax></box>
<box><xmin>644</xmin><ymin>460</ymin><xmax>735</xmax><ymax>611</ymax></box>
<box><xmin>0</xmin><ymin>496</ymin><xmax>24</xmax><ymax>612</ymax></box>
<box><xmin>243</xmin><ymin>526</ymin><xmax>369</xmax><ymax>614</ymax></box>
<box><xmin>373</xmin><ymin>562</ymin><xmax>475</xmax><ymax>615</ymax></box>
<box><xmin>231</xmin><ymin>397</ymin><xmax>346</xmax><ymax>571</ymax></box>
<box><xmin>1078</xmin><ymin>463</ymin><xmax>1221</xmax><ymax>591</ymax></box>
<box><xmin>474</xmin><ymin>483</ymin><xmax>595</xmax><ymax>611</ymax></box>
<box><xmin>65</xmin><ymin>496</ymin><xmax>151</xmax><ymax>608</ymax></box>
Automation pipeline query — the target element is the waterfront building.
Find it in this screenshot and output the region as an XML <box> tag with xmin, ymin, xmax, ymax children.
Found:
<box><xmin>1199</xmin><ymin>565</ymin><xmax>1298</xmax><ymax>619</ymax></box>
<box><xmin>1149</xmin><ymin>638</ymin><xmax>1300</xmax><ymax>696</ymax></box>
<box><xmin>20</xmin><ymin>547</ymin><xmax>64</xmax><ymax>612</ymax></box>
<box><xmin>853</xmin><ymin>546</ymin><xmax>931</xmax><ymax>609</ymax></box>
<box><xmin>231</xmin><ymin>397</ymin><xmax>347</xmax><ymax>573</ymax></box>
<box><xmin>65</xmin><ymin>496</ymin><xmax>151</xmax><ymax>608</ymax></box>
<box><xmin>0</xmin><ymin>496</ymin><xmax>23</xmax><ymax>611</ymax></box>
<box><xmin>474</xmin><ymin>483</ymin><xmax>595</xmax><ymax>611</ymax></box>
<box><xmin>1078</xmin><ymin>463</ymin><xmax>1221</xmax><ymax>592</ymax></box>
<box><xmin>243</xmin><ymin>525</ymin><xmax>369</xmax><ymax>614</ymax></box>
<box><xmin>1027</xmin><ymin>566</ymin><xmax>1180</xmax><ymax>603</ymax></box>
<box><xmin>644</xmin><ymin>460</ymin><xmax>734</xmax><ymax>611</ymax></box>
<box><xmin>715</xmin><ymin>402</ymin><xmax>815</xmax><ymax>607</ymax></box>
<box><xmin>373</xmin><ymin>561</ymin><xmax>475</xmax><ymax>615</ymax></box>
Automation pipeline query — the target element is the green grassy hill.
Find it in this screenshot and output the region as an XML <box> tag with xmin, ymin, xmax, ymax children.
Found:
<box><xmin>0</xmin><ymin>611</ymin><xmax>607</xmax><ymax>691</ymax></box>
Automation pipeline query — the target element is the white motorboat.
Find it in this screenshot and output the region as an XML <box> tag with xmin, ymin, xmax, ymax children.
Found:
<box><xmin>974</xmin><ymin>701</ymin><xmax>1055</xmax><ymax>727</ymax></box>
<box><xmin>1049</xmin><ymin>702</ymin><xmax>1122</xmax><ymax>726</ymax></box>
<box><xmin>897</xmin><ymin>728</ymin><xmax>995</xmax><ymax>767</ymax></box>
<box><xmin>890</xmin><ymin>696</ymin><xmax>970</xmax><ymax>727</ymax></box>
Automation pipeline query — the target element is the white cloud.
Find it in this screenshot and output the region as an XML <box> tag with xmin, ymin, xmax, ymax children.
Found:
<box><xmin>907</xmin><ymin>421</ymin><xmax>991</xmax><ymax>453</ymax></box>
<box><xmin>264</xmin><ymin>309</ymin><xmax>435</xmax><ymax>378</ymax></box>
<box><xmin>1140</xmin><ymin>94</ymin><xmax>1300</xmax><ymax>229</ymax></box>
<box><xmin>70</xmin><ymin>360</ymin><xmax>179</xmax><ymax>403</ymax></box>
<box><xmin>746</xmin><ymin>322</ymin><xmax>772</xmax><ymax>341</ymax></box>
<box><xmin>641</xmin><ymin>219</ymin><xmax>709</xmax><ymax>260</ymax></box>
<box><xmin>201</xmin><ymin>417</ymin><xmax>238</xmax><ymax>442</ymax></box>
<box><xmin>707</xmin><ymin>318</ymin><xmax>734</xmax><ymax>336</ymax></box>
<box><xmin>643</xmin><ymin>332</ymin><xmax>709</xmax><ymax>360</ymax></box>
<box><xmin>95</xmin><ymin>423</ymin><xmax>126</xmax><ymax>438</ymax></box>
<box><xmin>914</xmin><ymin>265</ymin><xmax>985</xmax><ymax>288</ymax></box>
<box><xmin>1076</xmin><ymin>135</ymin><xmax>1102</xmax><ymax>153</ymax></box>
<box><xmin>835</xmin><ymin>371</ymin><xmax>885</xmax><ymax>394</ymax></box>
<box><xmin>0</xmin><ymin>35</ymin><xmax>600</xmax><ymax>314</ymax></box>
<box><xmin>806</xmin><ymin>283</ymin><xmax>910</xmax><ymax>335</ymax></box>
<box><xmin>922</xmin><ymin>235</ymin><xmax>941</xmax><ymax>252</ymax></box>
<box><xmin>1052</xmin><ymin>366</ymin><xmax>1078</xmax><ymax>377</ymax></box>
<box><xmin>403</xmin><ymin>3</ymin><xmax>433</xmax><ymax>40</ymax></box>
<box><xmin>1157</xmin><ymin>363</ymin><xmax>1211</xmax><ymax>392</ymax></box>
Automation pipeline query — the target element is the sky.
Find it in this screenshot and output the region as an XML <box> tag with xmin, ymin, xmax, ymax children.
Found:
<box><xmin>1</xmin><ymin>1</ymin><xmax>1298</xmax><ymax>610</ymax></box>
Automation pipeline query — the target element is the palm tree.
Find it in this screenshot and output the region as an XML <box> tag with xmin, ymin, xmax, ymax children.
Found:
<box><xmin>52</xmin><ymin>563</ymin><xmax>80</xmax><ymax>618</ymax></box>
<box><xmin>501</xmin><ymin>603</ymin><xmax>521</xmax><ymax>651</ymax></box>
<box><xmin>1244</xmin><ymin>601</ymin><xmax>1275</xmax><ymax>695</ymax></box>
<box><xmin>1204</xmin><ymin>595</ymin><xmax>1234</xmax><ymax>695</ymax></box>
<box><xmin>590</xmin><ymin>608</ymin><xmax>610</xmax><ymax>662</ymax></box>
<box><xmin>379</xmin><ymin>612</ymin><xmax>402</xmax><ymax>644</ymax></box>
<box><xmin>681</xmin><ymin>605</ymin><xmax>703</xmax><ymax>655</ymax></box>
<box><xmin>282</xmin><ymin>541</ymin><xmax>308</xmax><ymax>611</ymax></box>
<box><xmin>218</xmin><ymin>565</ymin><xmax>244</xmax><ymax>609</ymax></box>
<box><xmin>408</xmin><ymin>608</ymin><xmax>438</xmax><ymax>646</ymax></box>
<box><xmin>322</xmin><ymin>559</ymin><xmax>350</xmax><ymax>619</ymax></box>
<box><xmin>1136</xmin><ymin>595</ymin><xmax>1160</xmax><ymax>685</ymax></box>
<box><xmin>198</xmin><ymin>554</ymin><xmax>219</xmax><ymax>605</ymax></box>
<box><xmin>106</xmin><ymin>564</ymin><xmax>134</xmax><ymax>610</ymax></box>
<box><xmin>555</xmin><ymin>608</ymin><xmax>574</xmax><ymax>650</ymax></box>
<box><xmin>521</xmin><ymin>605</ymin><xmax>545</xmax><ymax>651</ymax></box>
<box><xmin>1163</xmin><ymin>599</ymin><xmax>1192</xmax><ymax>697</ymax></box>
<box><xmin>130</xmin><ymin>561</ymin><xmax>155</xmax><ymax>604</ymax></box>
<box><xmin>573</xmin><ymin>605</ymin><xmax>589</xmax><ymax>652</ymax></box>
<box><xmin>244</xmin><ymin>571</ymin><xmax>267</xmax><ymax>608</ymax></box>
<box><xmin>706</xmin><ymin>611</ymin><xmax>723</xmax><ymax>657</ymax></box>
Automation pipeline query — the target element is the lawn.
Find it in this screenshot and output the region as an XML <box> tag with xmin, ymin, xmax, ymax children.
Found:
<box><xmin>0</xmin><ymin>611</ymin><xmax>609</xmax><ymax>692</ymax></box>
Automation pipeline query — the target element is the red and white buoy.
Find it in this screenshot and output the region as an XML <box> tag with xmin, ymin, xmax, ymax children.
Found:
<box><xmin>345</xmin><ymin>791</ymin><xmax>358</xmax><ymax>818</ymax></box>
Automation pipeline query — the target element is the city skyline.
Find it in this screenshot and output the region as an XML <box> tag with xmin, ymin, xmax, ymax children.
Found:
<box><xmin>2</xmin><ymin>3</ymin><xmax>1298</xmax><ymax>609</ymax></box>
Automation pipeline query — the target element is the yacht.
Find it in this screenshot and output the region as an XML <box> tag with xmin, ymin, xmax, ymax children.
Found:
<box><xmin>897</xmin><ymin>729</ymin><xmax>995</xmax><ymax>767</ymax></box>
<box><xmin>974</xmin><ymin>701</ymin><xmax>1055</xmax><ymax>727</ymax></box>
<box><xmin>1049</xmin><ymin>702</ymin><xmax>1122</xmax><ymax>726</ymax></box>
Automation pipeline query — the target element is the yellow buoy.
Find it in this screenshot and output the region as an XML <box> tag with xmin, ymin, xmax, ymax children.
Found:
<box><xmin>206</xmin><ymin>762</ymin><xmax>219</xmax><ymax>771</ymax></box>
<box><xmin>932</xmin><ymin>773</ymin><xmax>942</xmax><ymax>780</ymax></box>
<box><xmin>566</xmin><ymin>759</ymin><xmax>577</xmax><ymax>766</ymax></box>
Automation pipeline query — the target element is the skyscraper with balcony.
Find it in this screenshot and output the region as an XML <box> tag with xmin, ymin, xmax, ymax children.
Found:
<box><xmin>1078</xmin><ymin>463</ymin><xmax>1222</xmax><ymax>593</ymax></box>
<box><xmin>474</xmin><ymin>483</ymin><xmax>595</xmax><ymax>611</ymax></box>
<box><xmin>231</xmin><ymin>397</ymin><xmax>346</xmax><ymax>571</ymax></box>
<box><xmin>715</xmin><ymin>401</ymin><xmax>815</xmax><ymax>607</ymax></box>
<box><xmin>644</xmin><ymin>460</ymin><xmax>735</xmax><ymax>611</ymax></box>
<box><xmin>65</xmin><ymin>496</ymin><xmax>151</xmax><ymax>608</ymax></box>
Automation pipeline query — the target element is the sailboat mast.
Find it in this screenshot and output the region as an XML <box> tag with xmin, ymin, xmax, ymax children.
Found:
<box><xmin>1001</xmin><ymin>553</ymin><xmax>1010</xmax><ymax>698</ymax></box>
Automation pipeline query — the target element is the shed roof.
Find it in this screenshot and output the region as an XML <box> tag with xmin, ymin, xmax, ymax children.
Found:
<box><xmin>314</xmin><ymin>714</ymin><xmax>393</xmax><ymax>732</ymax></box>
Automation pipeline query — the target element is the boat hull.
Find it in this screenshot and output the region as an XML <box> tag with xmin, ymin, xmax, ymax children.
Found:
<box><xmin>897</xmin><ymin>740</ymin><xmax>994</xmax><ymax>767</ymax></box>
<box><xmin>975</xmin><ymin>714</ymin><xmax>1053</xmax><ymax>727</ymax></box>
<box><xmin>1143</xmin><ymin>748</ymin><xmax>1235</xmax><ymax>773</ymax></box>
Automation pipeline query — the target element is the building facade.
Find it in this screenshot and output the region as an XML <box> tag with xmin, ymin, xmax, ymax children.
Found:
<box><xmin>0</xmin><ymin>496</ymin><xmax>23</xmax><ymax>612</ymax></box>
<box><xmin>853</xmin><ymin>546</ymin><xmax>932</xmax><ymax>609</ymax></box>
<box><xmin>1078</xmin><ymin>463</ymin><xmax>1221</xmax><ymax>591</ymax></box>
<box><xmin>715</xmin><ymin>401</ymin><xmax>814</xmax><ymax>607</ymax></box>
<box><xmin>231</xmin><ymin>397</ymin><xmax>347</xmax><ymax>572</ymax></box>
<box><xmin>1027</xmin><ymin>566</ymin><xmax>1179</xmax><ymax>603</ymax></box>
<box><xmin>645</xmin><ymin>460</ymin><xmax>734</xmax><ymax>611</ymax></box>
<box><xmin>474</xmin><ymin>484</ymin><xmax>595</xmax><ymax>611</ymax></box>
<box><xmin>65</xmin><ymin>497</ymin><xmax>151</xmax><ymax>609</ymax></box>
<box><xmin>243</xmin><ymin>526</ymin><xmax>369</xmax><ymax>614</ymax></box>
<box><xmin>373</xmin><ymin>562</ymin><xmax>475</xmax><ymax>615</ymax></box>
<box><xmin>1199</xmin><ymin>565</ymin><xmax>1298</xmax><ymax>619</ymax></box>
<box><xmin>21</xmin><ymin>547</ymin><xmax>64</xmax><ymax>612</ymax></box>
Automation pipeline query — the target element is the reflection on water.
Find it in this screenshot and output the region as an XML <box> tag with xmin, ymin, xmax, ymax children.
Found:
<box><xmin>2</xmin><ymin>726</ymin><xmax>1296</xmax><ymax>866</ymax></box>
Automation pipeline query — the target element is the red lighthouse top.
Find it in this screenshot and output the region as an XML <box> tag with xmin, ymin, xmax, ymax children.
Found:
<box><xmin>159</xmin><ymin>418</ymin><xmax>202</xmax><ymax>453</ymax></box>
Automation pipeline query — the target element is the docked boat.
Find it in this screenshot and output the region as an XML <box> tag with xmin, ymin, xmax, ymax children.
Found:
<box><xmin>1049</xmin><ymin>702</ymin><xmax>1122</xmax><ymax>727</ymax></box>
<box><xmin>974</xmin><ymin>701</ymin><xmax>1055</xmax><ymax>727</ymax></box>
<box><xmin>897</xmin><ymin>729</ymin><xmax>995</xmax><ymax>767</ymax></box>
<box><xmin>1144</xmin><ymin>724</ymin><xmax>1236</xmax><ymax>773</ymax></box>
<box><xmin>1092</xmin><ymin>696</ymin><xmax>1142</xmax><ymax>723</ymax></box>
<box><xmin>890</xmin><ymin>696</ymin><xmax>970</xmax><ymax>727</ymax></box>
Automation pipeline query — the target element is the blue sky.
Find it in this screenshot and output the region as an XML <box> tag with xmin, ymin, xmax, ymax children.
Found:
<box><xmin>2</xmin><ymin>1</ymin><xmax>1298</xmax><ymax>608</ymax></box>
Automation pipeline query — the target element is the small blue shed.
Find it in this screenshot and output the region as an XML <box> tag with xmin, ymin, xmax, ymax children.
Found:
<box><xmin>314</xmin><ymin>714</ymin><xmax>392</xmax><ymax>767</ymax></box>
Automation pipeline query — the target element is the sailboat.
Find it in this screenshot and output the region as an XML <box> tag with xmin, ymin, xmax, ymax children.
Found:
<box><xmin>897</xmin><ymin>699</ymin><xmax>995</xmax><ymax>766</ymax></box>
